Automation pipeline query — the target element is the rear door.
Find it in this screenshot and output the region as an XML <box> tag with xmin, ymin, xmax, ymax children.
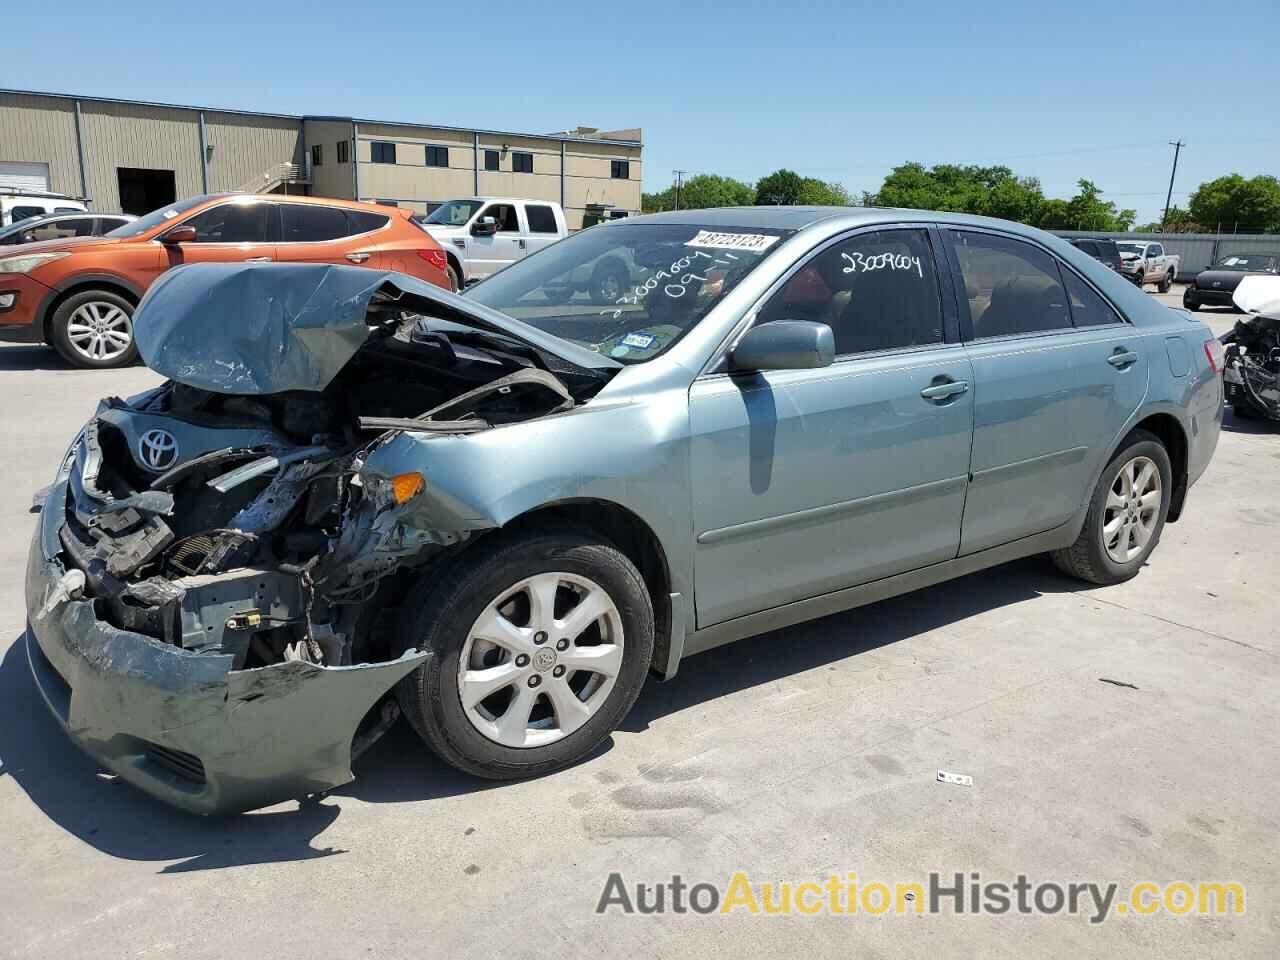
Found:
<box><xmin>689</xmin><ymin>225</ymin><xmax>974</xmax><ymax>626</ymax></box>
<box><xmin>276</xmin><ymin>202</ymin><xmax>388</xmax><ymax>267</ymax></box>
<box><xmin>944</xmin><ymin>229</ymin><xmax>1147</xmax><ymax>554</ymax></box>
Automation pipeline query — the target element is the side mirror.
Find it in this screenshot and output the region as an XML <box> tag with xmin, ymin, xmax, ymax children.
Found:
<box><xmin>161</xmin><ymin>224</ymin><xmax>197</xmax><ymax>245</ymax></box>
<box><xmin>729</xmin><ymin>320</ymin><xmax>835</xmax><ymax>372</ymax></box>
<box><xmin>471</xmin><ymin>216</ymin><xmax>499</xmax><ymax>237</ymax></box>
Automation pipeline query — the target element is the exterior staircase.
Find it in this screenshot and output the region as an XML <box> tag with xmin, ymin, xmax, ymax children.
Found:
<box><xmin>236</xmin><ymin>161</ymin><xmax>310</xmax><ymax>195</ymax></box>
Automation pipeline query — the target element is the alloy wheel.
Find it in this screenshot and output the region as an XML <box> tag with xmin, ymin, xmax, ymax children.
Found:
<box><xmin>458</xmin><ymin>572</ymin><xmax>624</xmax><ymax>748</ymax></box>
<box><xmin>65</xmin><ymin>301</ymin><xmax>133</xmax><ymax>362</ymax></box>
<box><xmin>1102</xmin><ymin>455</ymin><xmax>1161</xmax><ymax>564</ymax></box>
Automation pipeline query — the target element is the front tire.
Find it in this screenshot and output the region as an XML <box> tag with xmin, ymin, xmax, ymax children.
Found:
<box><xmin>445</xmin><ymin>262</ymin><xmax>462</xmax><ymax>293</ymax></box>
<box><xmin>50</xmin><ymin>289</ymin><xmax>137</xmax><ymax>368</ymax></box>
<box><xmin>395</xmin><ymin>526</ymin><xmax>654</xmax><ymax>779</ymax></box>
<box><xmin>1052</xmin><ymin>430</ymin><xmax>1172</xmax><ymax>585</ymax></box>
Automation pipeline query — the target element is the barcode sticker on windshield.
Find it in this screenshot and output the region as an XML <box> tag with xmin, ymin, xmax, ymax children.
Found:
<box><xmin>685</xmin><ymin>230</ymin><xmax>779</xmax><ymax>253</ymax></box>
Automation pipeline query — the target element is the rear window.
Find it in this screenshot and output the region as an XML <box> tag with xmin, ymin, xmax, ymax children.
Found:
<box><xmin>525</xmin><ymin>205</ymin><xmax>558</xmax><ymax>234</ymax></box>
<box><xmin>281</xmin><ymin>204</ymin><xmax>349</xmax><ymax>242</ymax></box>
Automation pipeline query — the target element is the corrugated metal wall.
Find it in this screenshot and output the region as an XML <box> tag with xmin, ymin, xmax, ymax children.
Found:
<box><xmin>80</xmin><ymin>100</ymin><xmax>203</xmax><ymax>212</ymax></box>
<box><xmin>1056</xmin><ymin>230</ymin><xmax>1280</xmax><ymax>275</ymax></box>
<box><xmin>205</xmin><ymin>111</ymin><xmax>302</xmax><ymax>192</ymax></box>
<box><xmin>0</xmin><ymin>93</ymin><xmax>83</xmax><ymax>196</ymax></box>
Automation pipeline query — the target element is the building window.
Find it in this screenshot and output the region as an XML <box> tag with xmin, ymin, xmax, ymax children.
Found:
<box><xmin>426</xmin><ymin>145</ymin><xmax>449</xmax><ymax>168</ymax></box>
<box><xmin>484</xmin><ymin>150</ymin><xmax>500</xmax><ymax>171</ymax></box>
<box><xmin>512</xmin><ymin>151</ymin><xmax>533</xmax><ymax>174</ymax></box>
<box><xmin>310</xmin><ymin>144</ymin><xmax>323</xmax><ymax>167</ymax></box>
<box><xmin>336</xmin><ymin>140</ymin><xmax>350</xmax><ymax>164</ymax></box>
<box><xmin>611</xmin><ymin>160</ymin><xmax>630</xmax><ymax>179</ymax></box>
<box><xmin>371</xmin><ymin>141</ymin><xmax>397</xmax><ymax>164</ymax></box>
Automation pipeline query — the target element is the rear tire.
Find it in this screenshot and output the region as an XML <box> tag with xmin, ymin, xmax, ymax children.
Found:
<box><xmin>1158</xmin><ymin>271</ymin><xmax>1173</xmax><ymax>293</ymax></box>
<box><xmin>394</xmin><ymin>526</ymin><xmax>654</xmax><ymax>779</ymax></box>
<box><xmin>1052</xmin><ymin>430</ymin><xmax>1172</xmax><ymax>585</ymax></box>
<box><xmin>590</xmin><ymin>259</ymin><xmax>629</xmax><ymax>305</ymax></box>
<box><xmin>50</xmin><ymin>289</ymin><xmax>138</xmax><ymax>369</ymax></box>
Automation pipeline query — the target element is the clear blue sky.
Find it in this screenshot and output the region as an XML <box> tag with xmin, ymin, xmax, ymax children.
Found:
<box><xmin>3</xmin><ymin>0</ymin><xmax>1276</xmax><ymax>224</ymax></box>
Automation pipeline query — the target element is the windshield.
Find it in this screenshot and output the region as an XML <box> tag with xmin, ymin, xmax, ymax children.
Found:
<box><xmin>464</xmin><ymin>222</ymin><xmax>792</xmax><ymax>363</ymax></box>
<box><xmin>424</xmin><ymin>200</ymin><xmax>485</xmax><ymax>226</ymax></box>
<box><xmin>1214</xmin><ymin>253</ymin><xmax>1277</xmax><ymax>272</ymax></box>
<box><xmin>105</xmin><ymin>195</ymin><xmax>214</xmax><ymax>238</ymax></box>
<box><xmin>1115</xmin><ymin>242</ymin><xmax>1146</xmax><ymax>255</ymax></box>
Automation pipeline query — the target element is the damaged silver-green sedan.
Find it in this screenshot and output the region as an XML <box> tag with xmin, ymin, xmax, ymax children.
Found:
<box><xmin>26</xmin><ymin>208</ymin><xmax>1221</xmax><ymax>814</ymax></box>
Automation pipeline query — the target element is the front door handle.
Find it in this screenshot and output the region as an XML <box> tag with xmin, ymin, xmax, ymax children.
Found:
<box><xmin>920</xmin><ymin>378</ymin><xmax>969</xmax><ymax>401</ymax></box>
<box><xmin>346</xmin><ymin>252</ymin><xmax>371</xmax><ymax>263</ymax></box>
<box><xmin>244</xmin><ymin>256</ymin><xmax>272</xmax><ymax>262</ymax></box>
<box><xmin>1108</xmin><ymin>349</ymin><xmax>1139</xmax><ymax>369</ymax></box>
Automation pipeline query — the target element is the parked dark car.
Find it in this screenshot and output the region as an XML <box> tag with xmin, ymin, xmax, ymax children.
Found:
<box><xmin>1184</xmin><ymin>252</ymin><xmax>1280</xmax><ymax>311</ymax></box>
<box><xmin>1068</xmin><ymin>238</ymin><xmax>1125</xmax><ymax>274</ymax></box>
<box><xmin>0</xmin><ymin>212</ymin><xmax>134</xmax><ymax>246</ymax></box>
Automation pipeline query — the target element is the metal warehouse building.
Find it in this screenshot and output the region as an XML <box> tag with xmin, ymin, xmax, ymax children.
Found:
<box><xmin>0</xmin><ymin>89</ymin><xmax>642</xmax><ymax>229</ymax></box>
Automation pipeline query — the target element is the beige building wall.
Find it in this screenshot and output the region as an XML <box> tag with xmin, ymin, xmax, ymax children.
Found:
<box><xmin>205</xmin><ymin>111</ymin><xmax>302</xmax><ymax>192</ymax></box>
<box><xmin>80</xmin><ymin>100</ymin><xmax>204</xmax><ymax>212</ymax></box>
<box><xmin>354</xmin><ymin>125</ymin><xmax>477</xmax><ymax>205</ymax></box>
<box><xmin>0</xmin><ymin>93</ymin><xmax>82</xmax><ymax>196</ymax></box>
<box><xmin>304</xmin><ymin>119</ymin><xmax>355</xmax><ymax>199</ymax></box>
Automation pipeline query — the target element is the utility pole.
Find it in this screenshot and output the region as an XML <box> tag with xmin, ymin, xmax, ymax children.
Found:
<box><xmin>1162</xmin><ymin>140</ymin><xmax>1184</xmax><ymax>230</ymax></box>
<box><xmin>672</xmin><ymin>169</ymin><xmax>688</xmax><ymax>211</ymax></box>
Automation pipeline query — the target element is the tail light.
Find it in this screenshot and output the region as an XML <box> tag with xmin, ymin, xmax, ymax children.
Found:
<box><xmin>1203</xmin><ymin>337</ymin><xmax>1225</xmax><ymax>373</ymax></box>
<box><xmin>417</xmin><ymin>248</ymin><xmax>448</xmax><ymax>272</ymax></box>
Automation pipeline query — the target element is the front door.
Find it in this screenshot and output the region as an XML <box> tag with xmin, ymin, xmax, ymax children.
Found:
<box><xmin>943</xmin><ymin>229</ymin><xmax>1148</xmax><ymax>554</ymax></box>
<box><xmin>163</xmin><ymin>198</ymin><xmax>276</xmax><ymax>272</ymax></box>
<box><xmin>689</xmin><ymin>227</ymin><xmax>974</xmax><ymax>627</ymax></box>
<box><xmin>468</xmin><ymin>202</ymin><xmax>524</xmax><ymax>278</ymax></box>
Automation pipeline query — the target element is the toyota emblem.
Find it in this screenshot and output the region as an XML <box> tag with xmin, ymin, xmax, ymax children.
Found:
<box><xmin>137</xmin><ymin>428</ymin><xmax>179</xmax><ymax>471</ymax></box>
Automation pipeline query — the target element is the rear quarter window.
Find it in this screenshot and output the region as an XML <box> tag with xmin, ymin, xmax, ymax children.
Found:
<box><xmin>346</xmin><ymin>210</ymin><xmax>390</xmax><ymax>235</ymax></box>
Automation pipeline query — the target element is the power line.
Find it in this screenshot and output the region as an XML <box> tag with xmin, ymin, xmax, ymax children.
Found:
<box><xmin>1162</xmin><ymin>140</ymin><xmax>1185</xmax><ymax>230</ymax></box>
<box><xmin>672</xmin><ymin>169</ymin><xmax>689</xmax><ymax>211</ymax></box>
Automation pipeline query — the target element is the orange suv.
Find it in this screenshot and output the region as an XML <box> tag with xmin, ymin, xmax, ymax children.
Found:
<box><xmin>0</xmin><ymin>194</ymin><xmax>450</xmax><ymax>368</ymax></box>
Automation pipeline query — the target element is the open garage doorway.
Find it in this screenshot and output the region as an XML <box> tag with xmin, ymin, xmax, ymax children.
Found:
<box><xmin>117</xmin><ymin>168</ymin><xmax>176</xmax><ymax>215</ymax></box>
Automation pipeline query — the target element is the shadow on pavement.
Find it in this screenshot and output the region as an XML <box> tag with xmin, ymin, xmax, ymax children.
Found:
<box><xmin>0</xmin><ymin>345</ymin><xmax>71</xmax><ymax>371</ymax></box>
<box><xmin>0</xmin><ymin>554</ymin><xmax>1080</xmax><ymax>871</ymax></box>
<box><xmin>1220</xmin><ymin>406</ymin><xmax>1278</xmax><ymax>435</ymax></box>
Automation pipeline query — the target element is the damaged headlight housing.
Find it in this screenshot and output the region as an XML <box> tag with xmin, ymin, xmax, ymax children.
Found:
<box><xmin>0</xmin><ymin>251</ymin><xmax>71</xmax><ymax>275</ymax></box>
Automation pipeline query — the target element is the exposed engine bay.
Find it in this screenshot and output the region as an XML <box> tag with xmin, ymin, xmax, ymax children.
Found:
<box><xmin>47</xmin><ymin>308</ymin><xmax>605</xmax><ymax>687</ymax></box>
<box><xmin>1222</xmin><ymin>311</ymin><xmax>1280</xmax><ymax>421</ymax></box>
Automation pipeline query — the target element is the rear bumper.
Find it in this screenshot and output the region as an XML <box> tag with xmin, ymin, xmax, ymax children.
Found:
<box><xmin>0</xmin><ymin>274</ymin><xmax>54</xmax><ymax>343</ymax></box>
<box><xmin>25</xmin><ymin>484</ymin><xmax>428</xmax><ymax>815</ymax></box>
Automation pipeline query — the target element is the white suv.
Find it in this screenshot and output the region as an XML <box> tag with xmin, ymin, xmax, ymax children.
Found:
<box><xmin>0</xmin><ymin>190</ymin><xmax>89</xmax><ymax>228</ymax></box>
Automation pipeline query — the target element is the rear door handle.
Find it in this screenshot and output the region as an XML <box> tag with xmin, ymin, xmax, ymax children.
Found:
<box><xmin>1108</xmin><ymin>349</ymin><xmax>1139</xmax><ymax>369</ymax></box>
<box><xmin>244</xmin><ymin>256</ymin><xmax>272</xmax><ymax>262</ymax></box>
<box><xmin>346</xmin><ymin>252</ymin><xmax>370</xmax><ymax>263</ymax></box>
<box><xmin>920</xmin><ymin>378</ymin><xmax>969</xmax><ymax>401</ymax></box>
<box><xmin>517</xmin><ymin>238</ymin><xmax>527</xmax><ymax>249</ymax></box>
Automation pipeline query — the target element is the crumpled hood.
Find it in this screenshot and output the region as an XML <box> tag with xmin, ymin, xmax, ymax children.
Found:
<box><xmin>1195</xmin><ymin>270</ymin><xmax>1250</xmax><ymax>291</ymax></box>
<box><xmin>133</xmin><ymin>262</ymin><xmax>618</xmax><ymax>394</ymax></box>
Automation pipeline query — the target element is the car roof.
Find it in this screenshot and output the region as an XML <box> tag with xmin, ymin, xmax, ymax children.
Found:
<box><xmin>621</xmin><ymin>205</ymin><xmax>1074</xmax><ymax>243</ymax></box>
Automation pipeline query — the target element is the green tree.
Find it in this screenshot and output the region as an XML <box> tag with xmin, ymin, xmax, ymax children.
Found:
<box><xmin>1187</xmin><ymin>174</ymin><xmax>1280</xmax><ymax>233</ymax></box>
<box><xmin>754</xmin><ymin>169</ymin><xmax>807</xmax><ymax>205</ymax></box>
<box><xmin>642</xmin><ymin>173</ymin><xmax>755</xmax><ymax>212</ymax></box>
<box><xmin>869</xmin><ymin>163</ymin><xmax>1043</xmax><ymax>219</ymax></box>
<box><xmin>1135</xmin><ymin>207</ymin><xmax>1203</xmax><ymax>233</ymax></box>
<box><xmin>795</xmin><ymin>177</ymin><xmax>853</xmax><ymax>206</ymax></box>
<box><xmin>1063</xmin><ymin>179</ymin><xmax>1136</xmax><ymax>231</ymax></box>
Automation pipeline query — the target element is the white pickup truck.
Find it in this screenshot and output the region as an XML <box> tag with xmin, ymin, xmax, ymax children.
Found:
<box><xmin>1115</xmin><ymin>240</ymin><xmax>1180</xmax><ymax>292</ymax></box>
<box><xmin>416</xmin><ymin>198</ymin><xmax>568</xmax><ymax>290</ymax></box>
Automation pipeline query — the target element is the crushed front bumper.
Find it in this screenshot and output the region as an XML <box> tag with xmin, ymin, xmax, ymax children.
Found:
<box><xmin>25</xmin><ymin>479</ymin><xmax>428</xmax><ymax>815</ymax></box>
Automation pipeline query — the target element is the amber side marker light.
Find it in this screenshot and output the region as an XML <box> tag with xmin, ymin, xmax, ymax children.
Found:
<box><xmin>390</xmin><ymin>471</ymin><xmax>426</xmax><ymax>504</ymax></box>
